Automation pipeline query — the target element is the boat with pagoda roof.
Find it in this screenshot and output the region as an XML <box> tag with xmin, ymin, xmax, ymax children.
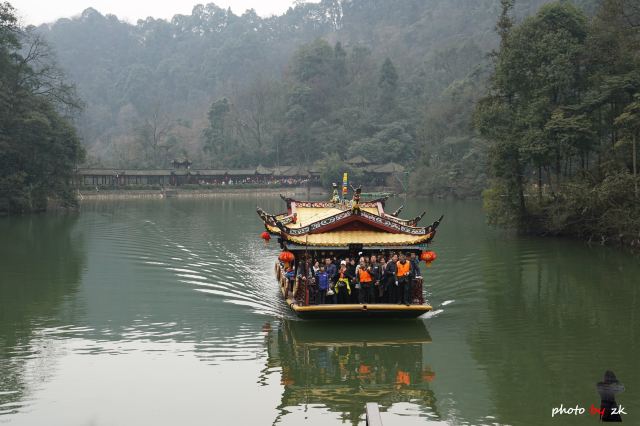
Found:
<box><xmin>257</xmin><ymin>185</ymin><xmax>442</xmax><ymax>319</ymax></box>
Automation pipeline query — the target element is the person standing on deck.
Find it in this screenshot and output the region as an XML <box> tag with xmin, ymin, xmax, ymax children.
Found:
<box><xmin>385</xmin><ymin>254</ymin><xmax>398</xmax><ymax>303</ymax></box>
<box><xmin>396</xmin><ymin>254</ymin><xmax>412</xmax><ymax>305</ymax></box>
<box><xmin>346</xmin><ymin>258</ymin><xmax>358</xmax><ymax>303</ymax></box>
<box><xmin>334</xmin><ymin>261</ymin><xmax>351</xmax><ymax>304</ymax></box>
<box><xmin>377</xmin><ymin>256</ymin><xmax>387</xmax><ymax>302</ymax></box>
<box><xmin>409</xmin><ymin>252</ymin><xmax>421</xmax><ymax>304</ymax></box>
<box><xmin>296</xmin><ymin>257</ymin><xmax>312</xmax><ymax>281</ymax></box>
<box><xmin>316</xmin><ymin>266</ymin><xmax>329</xmax><ymax>305</ymax></box>
<box><xmin>325</xmin><ymin>258</ymin><xmax>337</xmax><ymax>304</ymax></box>
<box><xmin>285</xmin><ymin>266</ymin><xmax>296</xmax><ymax>297</ymax></box>
<box><xmin>357</xmin><ymin>258</ymin><xmax>374</xmax><ymax>304</ymax></box>
<box><xmin>369</xmin><ymin>255</ymin><xmax>382</xmax><ymax>303</ymax></box>
<box><xmin>409</xmin><ymin>252</ymin><xmax>421</xmax><ymax>278</ymax></box>
<box><xmin>297</xmin><ymin>257</ymin><xmax>315</xmax><ymax>304</ymax></box>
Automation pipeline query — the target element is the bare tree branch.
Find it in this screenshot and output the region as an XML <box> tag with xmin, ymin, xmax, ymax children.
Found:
<box><xmin>14</xmin><ymin>29</ymin><xmax>84</xmax><ymax>114</ymax></box>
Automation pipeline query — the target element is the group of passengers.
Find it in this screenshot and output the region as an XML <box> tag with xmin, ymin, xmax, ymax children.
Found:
<box><xmin>287</xmin><ymin>253</ymin><xmax>422</xmax><ymax>305</ymax></box>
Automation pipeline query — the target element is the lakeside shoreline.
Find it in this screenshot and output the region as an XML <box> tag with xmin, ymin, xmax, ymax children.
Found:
<box><xmin>76</xmin><ymin>187</ymin><xmax>331</xmax><ymax>201</ymax></box>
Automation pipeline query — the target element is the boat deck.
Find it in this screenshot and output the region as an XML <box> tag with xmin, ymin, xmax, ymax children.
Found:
<box><xmin>285</xmin><ymin>299</ymin><xmax>432</xmax><ymax>319</ymax></box>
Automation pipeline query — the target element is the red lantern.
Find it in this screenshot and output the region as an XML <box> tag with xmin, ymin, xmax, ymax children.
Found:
<box><xmin>260</xmin><ymin>231</ymin><xmax>271</xmax><ymax>244</ymax></box>
<box><xmin>278</xmin><ymin>251</ymin><xmax>295</xmax><ymax>267</ymax></box>
<box><xmin>420</xmin><ymin>250</ymin><xmax>437</xmax><ymax>267</ymax></box>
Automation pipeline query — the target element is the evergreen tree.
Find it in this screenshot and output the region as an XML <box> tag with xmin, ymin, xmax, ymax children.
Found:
<box><xmin>378</xmin><ymin>58</ymin><xmax>399</xmax><ymax>114</ymax></box>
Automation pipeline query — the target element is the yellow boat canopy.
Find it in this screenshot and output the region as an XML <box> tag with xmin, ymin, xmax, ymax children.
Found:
<box><xmin>257</xmin><ymin>193</ymin><xmax>442</xmax><ymax>249</ymax></box>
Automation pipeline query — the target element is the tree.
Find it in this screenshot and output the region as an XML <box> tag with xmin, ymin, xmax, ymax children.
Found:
<box><xmin>0</xmin><ymin>2</ymin><xmax>84</xmax><ymax>214</ymax></box>
<box><xmin>495</xmin><ymin>0</ymin><xmax>515</xmax><ymax>48</ymax></box>
<box><xmin>134</xmin><ymin>104</ymin><xmax>173</xmax><ymax>167</ymax></box>
<box><xmin>614</xmin><ymin>93</ymin><xmax>640</xmax><ymax>198</ymax></box>
<box><xmin>476</xmin><ymin>2</ymin><xmax>590</xmax><ymax>226</ymax></box>
<box><xmin>378</xmin><ymin>58</ymin><xmax>399</xmax><ymax>115</ymax></box>
<box><xmin>203</xmin><ymin>98</ymin><xmax>231</xmax><ymax>166</ymax></box>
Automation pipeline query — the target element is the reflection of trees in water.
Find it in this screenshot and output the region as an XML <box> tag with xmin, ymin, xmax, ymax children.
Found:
<box><xmin>264</xmin><ymin>320</ymin><xmax>438</xmax><ymax>425</ymax></box>
<box><xmin>0</xmin><ymin>215</ymin><xmax>85</xmax><ymax>415</ymax></box>
<box><xmin>468</xmin><ymin>240</ymin><xmax>640</xmax><ymax>425</ymax></box>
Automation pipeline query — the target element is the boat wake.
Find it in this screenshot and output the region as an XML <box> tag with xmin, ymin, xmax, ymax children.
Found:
<box><xmin>138</xmin><ymin>220</ymin><xmax>290</xmax><ymax>319</ymax></box>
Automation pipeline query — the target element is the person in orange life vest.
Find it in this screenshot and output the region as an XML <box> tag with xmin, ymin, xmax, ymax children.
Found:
<box><xmin>396</xmin><ymin>253</ymin><xmax>412</xmax><ymax>305</ymax></box>
<box><xmin>356</xmin><ymin>258</ymin><xmax>374</xmax><ymax>304</ymax></box>
<box><xmin>395</xmin><ymin>370</ymin><xmax>411</xmax><ymax>388</ymax></box>
<box><xmin>334</xmin><ymin>261</ymin><xmax>351</xmax><ymax>304</ymax></box>
<box><xmin>358</xmin><ymin>364</ymin><xmax>372</xmax><ymax>377</ymax></box>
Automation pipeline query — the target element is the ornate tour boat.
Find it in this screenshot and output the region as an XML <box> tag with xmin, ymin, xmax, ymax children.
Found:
<box><xmin>257</xmin><ymin>184</ymin><xmax>442</xmax><ymax>319</ymax></box>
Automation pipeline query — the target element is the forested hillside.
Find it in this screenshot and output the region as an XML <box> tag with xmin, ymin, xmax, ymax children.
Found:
<box><xmin>476</xmin><ymin>0</ymin><xmax>639</xmax><ymax>245</ymax></box>
<box><xmin>36</xmin><ymin>0</ymin><xmax>596</xmax><ymax>197</ymax></box>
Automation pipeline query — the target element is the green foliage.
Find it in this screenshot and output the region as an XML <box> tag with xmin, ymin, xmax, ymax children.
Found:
<box><xmin>316</xmin><ymin>153</ymin><xmax>364</xmax><ymax>188</ymax></box>
<box><xmin>476</xmin><ymin>0</ymin><xmax>640</xmax><ymax>244</ymax></box>
<box><xmin>528</xmin><ymin>172</ymin><xmax>639</xmax><ymax>242</ymax></box>
<box><xmin>348</xmin><ymin>121</ymin><xmax>414</xmax><ymax>162</ymax></box>
<box><xmin>203</xmin><ymin>98</ymin><xmax>232</xmax><ymax>164</ymax></box>
<box><xmin>482</xmin><ymin>184</ymin><xmax>521</xmax><ymax>227</ymax></box>
<box><xmin>293</xmin><ymin>39</ymin><xmax>335</xmax><ymax>83</ymax></box>
<box><xmin>0</xmin><ymin>2</ymin><xmax>84</xmax><ymax>214</ymax></box>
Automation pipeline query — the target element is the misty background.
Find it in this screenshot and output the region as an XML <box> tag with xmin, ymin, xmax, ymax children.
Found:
<box><xmin>24</xmin><ymin>0</ymin><xmax>595</xmax><ymax>197</ymax></box>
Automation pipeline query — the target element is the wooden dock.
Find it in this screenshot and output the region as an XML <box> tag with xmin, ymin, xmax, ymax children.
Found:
<box><xmin>366</xmin><ymin>402</ymin><xmax>383</xmax><ymax>426</ymax></box>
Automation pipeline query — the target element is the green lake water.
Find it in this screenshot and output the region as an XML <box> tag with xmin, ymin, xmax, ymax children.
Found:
<box><xmin>0</xmin><ymin>196</ymin><xmax>638</xmax><ymax>425</ymax></box>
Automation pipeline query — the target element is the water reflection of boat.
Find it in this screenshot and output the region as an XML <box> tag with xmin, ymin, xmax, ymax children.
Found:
<box><xmin>264</xmin><ymin>320</ymin><xmax>438</xmax><ymax>424</ymax></box>
<box><xmin>257</xmin><ymin>188</ymin><xmax>443</xmax><ymax>319</ymax></box>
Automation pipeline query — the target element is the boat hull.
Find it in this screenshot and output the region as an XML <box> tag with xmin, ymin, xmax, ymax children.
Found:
<box><xmin>284</xmin><ymin>299</ymin><xmax>431</xmax><ymax>319</ymax></box>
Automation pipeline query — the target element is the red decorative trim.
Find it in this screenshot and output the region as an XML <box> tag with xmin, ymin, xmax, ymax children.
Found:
<box><xmin>311</xmin><ymin>214</ymin><xmax>395</xmax><ymax>234</ymax></box>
